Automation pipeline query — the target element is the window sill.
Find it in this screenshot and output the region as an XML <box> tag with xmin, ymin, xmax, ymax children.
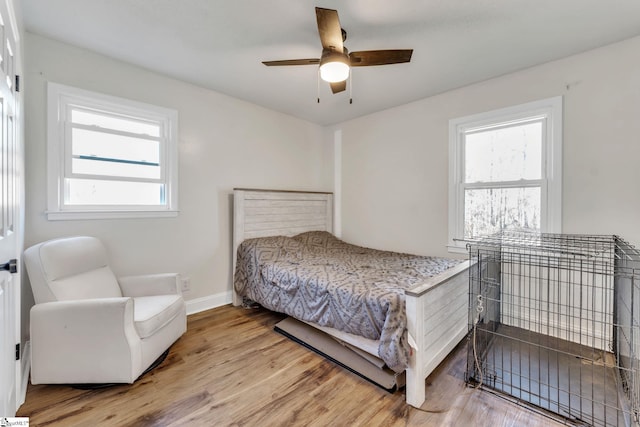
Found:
<box><xmin>46</xmin><ymin>210</ymin><xmax>179</xmax><ymax>221</ymax></box>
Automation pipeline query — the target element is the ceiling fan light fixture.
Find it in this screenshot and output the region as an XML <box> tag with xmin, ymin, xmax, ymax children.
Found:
<box><xmin>319</xmin><ymin>51</ymin><xmax>350</xmax><ymax>83</ymax></box>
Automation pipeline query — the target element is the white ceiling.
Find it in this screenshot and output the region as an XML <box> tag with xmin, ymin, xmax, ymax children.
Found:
<box><xmin>20</xmin><ymin>0</ymin><xmax>640</xmax><ymax>125</ymax></box>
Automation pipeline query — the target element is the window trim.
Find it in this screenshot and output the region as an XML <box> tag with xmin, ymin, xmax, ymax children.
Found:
<box><xmin>47</xmin><ymin>82</ymin><xmax>179</xmax><ymax>220</ymax></box>
<box><xmin>448</xmin><ymin>96</ymin><xmax>562</xmax><ymax>253</ymax></box>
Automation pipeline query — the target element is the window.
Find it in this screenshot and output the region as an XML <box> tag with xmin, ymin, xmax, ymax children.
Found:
<box><xmin>448</xmin><ymin>97</ymin><xmax>562</xmax><ymax>252</ymax></box>
<box><xmin>47</xmin><ymin>83</ymin><xmax>179</xmax><ymax>220</ymax></box>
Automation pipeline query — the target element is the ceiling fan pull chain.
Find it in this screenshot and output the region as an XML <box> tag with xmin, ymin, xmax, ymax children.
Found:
<box><xmin>349</xmin><ymin>72</ymin><xmax>353</xmax><ymax>104</ymax></box>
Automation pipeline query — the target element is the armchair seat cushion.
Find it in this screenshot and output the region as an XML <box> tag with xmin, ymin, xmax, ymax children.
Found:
<box><xmin>133</xmin><ymin>295</ymin><xmax>185</xmax><ymax>339</ymax></box>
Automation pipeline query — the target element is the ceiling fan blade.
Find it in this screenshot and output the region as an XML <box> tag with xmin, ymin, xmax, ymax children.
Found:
<box><xmin>349</xmin><ymin>49</ymin><xmax>413</xmax><ymax>67</ymax></box>
<box><xmin>316</xmin><ymin>7</ymin><xmax>343</xmax><ymax>52</ymax></box>
<box><xmin>330</xmin><ymin>81</ymin><xmax>346</xmax><ymax>94</ymax></box>
<box><xmin>262</xmin><ymin>59</ymin><xmax>320</xmax><ymax>66</ymax></box>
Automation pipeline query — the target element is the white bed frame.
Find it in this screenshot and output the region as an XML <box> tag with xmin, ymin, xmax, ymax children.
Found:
<box><xmin>232</xmin><ymin>188</ymin><xmax>470</xmax><ymax>408</ymax></box>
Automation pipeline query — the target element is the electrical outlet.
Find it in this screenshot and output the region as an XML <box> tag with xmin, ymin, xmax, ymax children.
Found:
<box><xmin>180</xmin><ymin>276</ymin><xmax>191</xmax><ymax>293</ymax></box>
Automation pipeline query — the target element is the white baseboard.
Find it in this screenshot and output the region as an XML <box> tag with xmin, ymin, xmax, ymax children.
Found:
<box><xmin>185</xmin><ymin>291</ymin><xmax>232</xmax><ymax>315</ymax></box>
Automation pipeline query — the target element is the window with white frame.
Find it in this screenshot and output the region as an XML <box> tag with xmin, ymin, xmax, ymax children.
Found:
<box><xmin>448</xmin><ymin>97</ymin><xmax>562</xmax><ymax>252</ymax></box>
<box><xmin>47</xmin><ymin>82</ymin><xmax>179</xmax><ymax>220</ymax></box>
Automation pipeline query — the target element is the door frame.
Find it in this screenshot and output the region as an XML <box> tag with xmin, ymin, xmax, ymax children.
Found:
<box><xmin>0</xmin><ymin>0</ymin><xmax>25</xmax><ymax>416</ymax></box>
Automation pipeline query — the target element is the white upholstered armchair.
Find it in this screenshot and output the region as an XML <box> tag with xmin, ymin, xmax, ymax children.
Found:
<box><xmin>23</xmin><ymin>236</ymin><xmax>187</xmax><ymax>385</ymax></box>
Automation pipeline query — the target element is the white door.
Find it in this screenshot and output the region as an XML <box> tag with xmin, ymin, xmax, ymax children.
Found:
<box><xmin>0</xmin><ymin>0</ymin><xmax>21</xmax><ymax>417</ymax></box>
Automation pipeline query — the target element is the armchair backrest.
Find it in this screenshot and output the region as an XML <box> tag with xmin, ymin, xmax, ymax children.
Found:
<box><xmin>24</xmin><ymin>236</ymin><xmax>123</xmax><ymax>304</ymax></box>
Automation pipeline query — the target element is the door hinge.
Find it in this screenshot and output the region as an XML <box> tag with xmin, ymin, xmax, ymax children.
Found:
<box><xmin>15</xmin><ymin>75</ymin><xmax>19</xmax><ymax>92</ymax></box>
<box><xmin>15</xmin><ymin>343</ymin><xmax>20</xmax><ymax>361</ymax></box>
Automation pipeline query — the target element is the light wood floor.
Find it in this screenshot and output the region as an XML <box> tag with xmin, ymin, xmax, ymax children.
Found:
<box><xmin>17</xmin><ymin>305</ymin><xmax>564</xmax><ymax>426</ymax></box>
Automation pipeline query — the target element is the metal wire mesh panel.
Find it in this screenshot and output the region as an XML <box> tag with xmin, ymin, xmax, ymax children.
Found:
<box><xmin>465</xmin><ymin>231</ymin><xmax>640</xmax><ymax>426</ymax></box>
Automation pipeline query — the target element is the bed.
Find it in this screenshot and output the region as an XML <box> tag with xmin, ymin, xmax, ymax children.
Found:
<box><xmin>232</xmin><ymin>188</ymin><xmax>471</xmax><ymax>408</ymax></box>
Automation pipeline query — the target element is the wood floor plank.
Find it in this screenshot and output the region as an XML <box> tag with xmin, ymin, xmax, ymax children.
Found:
<box><xmin>17</xmin><ymin>304</ymin><xmax>565</xmax><ymax>426</ymax></box>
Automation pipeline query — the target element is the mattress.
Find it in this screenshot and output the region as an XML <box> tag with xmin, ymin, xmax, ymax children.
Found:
<box><xmin>233</xmin><ymin>231</ymin><xmax>462</xmax><ymax>372</ymax></box>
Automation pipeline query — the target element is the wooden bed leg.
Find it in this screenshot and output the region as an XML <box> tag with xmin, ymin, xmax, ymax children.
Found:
<box><xmin>405</xmin><ymin>366</ymin><xmax>425</xmax><ymax>408</ymax></box>
<box><xmin>405</xmin><ymin>294</ymin><xmax>426</xmax><ymax>408</ymax></box>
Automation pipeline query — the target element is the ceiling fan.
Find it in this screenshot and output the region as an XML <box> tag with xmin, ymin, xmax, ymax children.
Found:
<box><xmin>262</xmin><ymin>7</ymin><xmax>413</xmax><ymax>96</ymax></box>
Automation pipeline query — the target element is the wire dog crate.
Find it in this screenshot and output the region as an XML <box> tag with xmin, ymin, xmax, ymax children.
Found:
<box><xmin>465</xmin><ymin>231</ymin><xmax>640</xmax><ymax>426</ymax></box>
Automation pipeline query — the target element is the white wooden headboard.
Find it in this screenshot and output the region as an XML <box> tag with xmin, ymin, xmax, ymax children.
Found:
<box><xmin>232</xmin><ymin>188</ymin><xmax>334</xmax><ymax>305</ymax></box>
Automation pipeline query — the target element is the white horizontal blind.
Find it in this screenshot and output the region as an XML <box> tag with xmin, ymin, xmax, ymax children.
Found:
<box><xmin>65</xmin><ymin>107</ymin><xmax>165</xmax><ymax>206</ymax></box>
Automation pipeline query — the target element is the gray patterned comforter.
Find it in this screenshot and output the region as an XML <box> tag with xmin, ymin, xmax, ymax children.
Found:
<box><xmin>233</xmin><ymin>231</ymin><xmax>462</xmax><ymax>372</ymax></box>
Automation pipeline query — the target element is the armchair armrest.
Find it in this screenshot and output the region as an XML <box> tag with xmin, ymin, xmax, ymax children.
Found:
<box><xmin>30</xmin><ymin>298</ymin><xmax>142</xmax><ymax>384</ymax></box>
<box><xmin>118</xmin><ymin>273</ymin><xmax>181</xmax><ymax>297</ymax></box>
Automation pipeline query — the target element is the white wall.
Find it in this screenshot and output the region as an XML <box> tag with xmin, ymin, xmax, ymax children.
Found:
<box><xmin>24</xmin><ymin>33</ymin><xmax>332</xmax><ymax>314</ymax></box>
<box><xmin>337</xmin><ymin>35</ymin><xmax>640</xmax><ymax>256</ymax></box>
